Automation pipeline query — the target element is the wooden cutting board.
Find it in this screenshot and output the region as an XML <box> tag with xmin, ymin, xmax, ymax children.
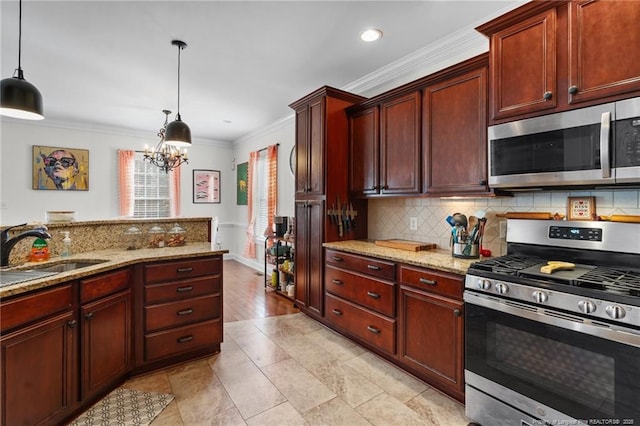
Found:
<box><xmin>374</xmin><ymin>239</ymin><xmax>437</xmax><ymax>251</ymax></box>
<box><xmin>495</xmin><ymin>212</ymin><xmax>558</xmax><ymax>220</ymax></box>
<box><xmin>600</xmin><ymin>215</ymin><xmax>640</xmax><ymax>223</ymax></box>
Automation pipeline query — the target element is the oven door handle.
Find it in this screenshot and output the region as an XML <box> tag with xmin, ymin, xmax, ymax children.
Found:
<box><xmin>464</xmin><ymin>291</ymin><xmax>640</xmax><ymax>348</ymax></box>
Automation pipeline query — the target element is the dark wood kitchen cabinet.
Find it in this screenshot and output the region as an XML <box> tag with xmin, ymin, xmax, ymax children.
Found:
<box><xmin>478</xmin><ymin>0</ymin><xmax>640</xmax><ymax>123</ymax></box>
<box><xmin>349</xmin><ymin>106</ymin><xmax>379</xmax><ymax>197</ymax></box>
<box><xmin>423</xmin><ymin>57</ymin><xmax>489</xmax><ymax>195</ymax></box>
<box><xmin>290</xmin><ymin>87</ymin><xmax>368</xmax><ymax>320</ymax></box>
<box><xmin>398</xmin><ymin>265</ymin><xmax>465</xmax><ymax>402</ymax></box>
<box><xmin>137</xmin><ymin>256</ymin><xmax>222</xmax><ymax>370</ymax></box>
<box><xmin>79</xmin><ymin>268</ymin><xmax>131</xmax><ymax>401</ymax></box>
<box><xmin>0</xmin><ymin>284</ymin><xmax>78</xmax><ymax>426</ymax></box>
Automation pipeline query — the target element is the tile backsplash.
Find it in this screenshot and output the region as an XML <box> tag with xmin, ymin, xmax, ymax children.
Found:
<box><xmin>368</xmin><ymin>189</ymin><xmax>640</xmax><ymax>257</ymax></box>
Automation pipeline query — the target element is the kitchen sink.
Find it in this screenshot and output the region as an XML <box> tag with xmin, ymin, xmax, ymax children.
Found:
<box><xmin>0</xmin><ymin>260</ymin><xmax>109</xmax><ymax>288</ymax></box>
<box><xmin>0</xmin><ymin>270</ymin><xmax>60</xmax><ymax>288</ymax></box>
<box><xmin>29</xmin><ymin>260</ymin><xmax>108</xmax><ymax>273</ymax></box>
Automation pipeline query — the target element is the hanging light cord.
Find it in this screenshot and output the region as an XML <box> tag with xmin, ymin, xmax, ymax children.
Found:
<box><xmin>176</xmin><ymin>44</ymin><xmax>182</xmax><ymax>119</ymax></box>
<box><xmin>14</xmin><ymin>0</ymin><xmax>24</xmax><ymax>78</ymax></box>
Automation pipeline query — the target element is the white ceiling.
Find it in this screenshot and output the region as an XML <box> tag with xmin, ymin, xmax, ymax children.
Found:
<box><xmin>1</xmin><ymin>0</ymin><xmax>523</xmax><ymax>143</ymax></box>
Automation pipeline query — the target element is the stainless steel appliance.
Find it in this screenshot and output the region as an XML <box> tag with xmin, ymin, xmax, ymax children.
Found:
<box><xmin>464</xmin><ymin>219</ymin><xmax>640</xmax><ymax>426</ymax></box>
<box><xmin>488</xmin><ymin>97</ymin><xmax>640</xmax><ymax>189</ymax></box>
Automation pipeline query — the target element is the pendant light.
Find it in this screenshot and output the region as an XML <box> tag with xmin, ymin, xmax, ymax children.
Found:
<box><xmin>0</xmin><ymin>0</ymin><xmax>44</xmax><ymax>120</ymax></box>
<box><xmin>164</xmin><ymin>40</ymin><xmax>191</xmax><ymax>147</ymax></box>
<box><xmin>144</xmin><ymin>109</ymin><xmax>189</xmax><ymax>173</ymax></box>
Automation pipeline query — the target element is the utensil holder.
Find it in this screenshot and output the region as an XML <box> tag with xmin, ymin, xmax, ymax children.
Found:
<box><xmin>452</xmin><ymin>242</ymin><xmax>479</xmax><ymax>259</ymax></box>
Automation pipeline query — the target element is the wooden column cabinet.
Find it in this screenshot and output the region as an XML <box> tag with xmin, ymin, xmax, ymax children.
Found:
<box><xmin>398</xmin><ymin>265</ymin><xmax>465</xmax><ymax>402</ymax></box>
<box><xmin>423</xmin><ymin>58</ymin><xmax>489</xmax><ymax>195</ymax></box>
<box><xmin>1</xmin><ymin>284</ymin><xmax>78</xmax><ymax>426</ymax></box>
<box><xmin>79</xmin><ymin>269</ymin><xmax>132</xmax><ymax>401</ymax></box>
<box><xmin>478</xmin><ymin>0</ymin><xmax>640</xmax><ymax>123</ymax></box>
<box><xmin>290</xmin><ymin>87</ymin><xmax>368</xmax><ymax>320</ymax></box>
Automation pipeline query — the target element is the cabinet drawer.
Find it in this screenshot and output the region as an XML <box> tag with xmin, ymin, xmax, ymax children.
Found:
<box><xmin>325</xmin><ymin>266</ymin><xmax>395</xmax><ymax>317</ymax></box>
<box><xmin>325</xmin><ymin>293</ymin><xmax>395</xmax><ymax>355</ymax></box>
<box><xmin>145</xmin><ymin>275</ymin><xmax>221</xmax><ymax>304</ymax></box>
<box><xmin>144</xmin><ymin>318</ymin><xmax>221</xmax><ymax>362</ymax></box>
<box><xmin>399</xmin><ymin>265</ymin><xmax>463</xmax><ymax>300</ymax></box>
<box><xmin>144</xmin><ymin>257</ymin><xmax>221</xmax><ymax>284</ymax></box>
<box><xmin>0</xmin><ymin>284</ymin><xmax>74</xmax><ymax>332</ymax></box>
<box><xmin>145</xmin><ymin>294</ymin><xmax>220</xmax><ymax>333</ymax></box>
<box><xmin>81</xmin><ymin>268</ymin><xmax>130</xmax><ymax>304</ymax></box>
<box><xmin>325</xmin><ymin>249</ymin><xmax>395</xmax><ymax>281</ymax></box>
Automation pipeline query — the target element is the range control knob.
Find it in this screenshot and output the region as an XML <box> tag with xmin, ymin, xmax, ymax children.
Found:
<box><xmin>605</xmin><ymin>305</ymin><xmax>626</xmax><ymax>319</ymax></box>
<box><xmin>495</xmin><ymin>283</ymin><xmax>509</xmax><ymax>295</ymax></box>
<box><xmin>476</xmin><ymin>279</ymin><xmax>492</xmax><ymax>290</ymax></box>
<box><xmin>532</xmin><ymin>290</ymin><xmax>548</xmax><ymax>304</ymax></box>
<box><xmin>578</xmin><ymin>300</ymin><xmax>597</xmax><ymax>314</ymax></box>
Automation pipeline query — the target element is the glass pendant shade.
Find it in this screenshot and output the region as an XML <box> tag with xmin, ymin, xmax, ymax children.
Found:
<box><xmin>164</xmin><ymin>113</ymin><xmax>191</xmax><ymax>147</ymax></box>
<box><xmin>0</xmin><ymin>73</ymin><xmax>44</xmax><ymax>120</ymax></box>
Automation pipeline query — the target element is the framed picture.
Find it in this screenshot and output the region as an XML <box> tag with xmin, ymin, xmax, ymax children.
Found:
<box><xmin>567</xmin><ymin>196</ymin><xmax>596</xmax><ymax>221</ymax></box>
<box><xmin>237</xmin><ymin>161</ymin><xmax>248</xmax><ymax>205</ymax></box>
<box><xmin>33</xmin><ymin>145</ymin><xmax>89</xmax><ymax>190</ymax></box>
<box><xmin>193</xmin><ymin>169</ymin><xmax>220</xmax><ymax>203</ymax></box>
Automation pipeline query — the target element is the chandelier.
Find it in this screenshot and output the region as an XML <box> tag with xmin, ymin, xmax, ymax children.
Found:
<box><xmin>144</xmin><ymin>109</ymin><xmax>188</xmax><ymax>173</ymax></box>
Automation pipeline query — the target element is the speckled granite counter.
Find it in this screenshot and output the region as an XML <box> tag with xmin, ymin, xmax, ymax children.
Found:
<box><xmin>1</xmin><ymin>242</ymin><xmax>228</xmax><ymax>298</ymax></box>
<box><xmin>323</xmin><ymin>240</ymin><xmax>483</xmax><ymax>275</ymax></box>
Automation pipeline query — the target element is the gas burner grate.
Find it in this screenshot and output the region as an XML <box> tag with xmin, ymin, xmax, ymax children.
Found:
<box><xmin>577</xmin><ymin>267</ymin><xmax>640</xmax><ymax>297</ymax></box>
<box><xmin>470</xmin><ymin>255</ymin><xmax>545</xmax><ymax>275</ymax></box>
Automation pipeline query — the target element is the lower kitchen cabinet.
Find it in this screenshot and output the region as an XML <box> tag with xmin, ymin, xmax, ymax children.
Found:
<box><xmin>0</xmin><ymin>284</ymin><xmax>78</xmax><ymax>426</ymax></box>
<box><xmin>295</xmin><ymin>200</ymin><xmax>325</xmax><ymax>318</ymax></box>
<box><xmin>137</xmin><ymin>256</ymin><xmax>223</xmax><ymax>369</ymax></box>
<box><xmin>80</xmin><ymin>268</ymin><xmax>132</xmax><ymax>401</ymax></box>
<box><xmin>398</xmin><ymin>265</ymin><xmax>465</xmax><ymax>401</ymax></box>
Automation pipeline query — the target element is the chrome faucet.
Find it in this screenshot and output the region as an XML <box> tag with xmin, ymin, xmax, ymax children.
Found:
<box><xmin>1</xmin><ymin>223</ymin><xmax>52</xmax><ymax>267</ymax></box>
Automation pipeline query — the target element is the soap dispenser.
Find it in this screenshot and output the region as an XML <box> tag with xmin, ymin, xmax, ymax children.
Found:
<box><xmin>61</xmin><ymin>231</ymin><xmax>72</xmax><ymax>257</ymax></box>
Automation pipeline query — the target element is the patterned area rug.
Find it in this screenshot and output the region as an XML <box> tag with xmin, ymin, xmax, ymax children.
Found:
<box><xmin>68</xmin><ymin>388</ymin><xmax>174</xmax><ymax>426</ymax></box>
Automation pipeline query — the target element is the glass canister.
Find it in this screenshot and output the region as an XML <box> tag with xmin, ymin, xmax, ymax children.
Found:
<box><xmin>167</xmin><ymin>223</ymin><xmax>187</xmax><ymax>247</ymax></box>
<box><xmin>124</xmin><ymin>226</ymin><xmax>143</xmax><ymax>250</ymax></box>
<box><xmin>147</xmin><ymin>225</ymin><xmax>166</xmax><ymax>248</ymax></box>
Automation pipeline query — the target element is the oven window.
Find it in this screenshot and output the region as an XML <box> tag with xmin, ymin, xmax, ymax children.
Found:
<box><xmin>466</xmin><ymin>302</ymin><xmax>640</xmax><ymax>422</ymax></box>
<box><xmin>490</xmin><ymin>124</ymin><xmax>601</xmax><ymax>176</ymax></box>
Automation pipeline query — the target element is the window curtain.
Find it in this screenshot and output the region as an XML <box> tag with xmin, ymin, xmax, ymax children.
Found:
<box><xmin>118</xmin><ymin>150</ymin><xmax>135</xmax><ymax>217</ymax></box>
<box><xmin>117</xmin><ymin>150</ymin><xmax>181</xmax><ymax>217</ymax></box>
<box><xmin>264</xmin><ymin>144</ymin><xmax>278</xmax><ymax>245</ymax></box>
<box><xmin>243</xmin><ymin>150</ymin><xmax>258</xmax><ymax>258</ymax></box>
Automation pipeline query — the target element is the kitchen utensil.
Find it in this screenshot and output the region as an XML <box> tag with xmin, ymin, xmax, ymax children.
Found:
<box><xmin>540</xmin><ymin>261</ymin><xmax>576</xmax><ymax>274</ymax></box>
<box><xmin>453</xmin><ymin>213</ymin><xmax>467</xmax><ymax>228</ymax></box>
<box><xmin>374</xmin><ymin>239</ymin><xmax>437</xmax><ymax>251</ymax></box>
<box><xmin>496</xmin><ymin>212</ymin><xmax>557</xmax><ymax>220</ymax></box>
<box><xmin>467</xmin><ymin>215</ymin><xmax>478</xmax><ymax>235</ymax></box>
<box><xmin>599</xmin><ymin>215</ymin><xmax>640</xmax><ymax>223</ymax></box>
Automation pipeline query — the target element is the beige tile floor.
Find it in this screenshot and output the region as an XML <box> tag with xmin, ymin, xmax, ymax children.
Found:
<box><xmin>123</xmin><ymin>313</ymin><xmax>471</xmax><ymax>425</ymax></box>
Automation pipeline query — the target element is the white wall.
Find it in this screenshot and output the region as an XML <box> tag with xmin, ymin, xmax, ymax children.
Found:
<box><xmin>0</xmin><ymin>119</ymin><xmax>235</xmax><ymax>245</ymax></box>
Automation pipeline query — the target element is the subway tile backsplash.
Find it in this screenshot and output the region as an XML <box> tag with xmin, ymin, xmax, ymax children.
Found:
<box><xmin>368</xmin><ymin>189</ymin><xmax>640</xmax><ymax>257</ymax></box>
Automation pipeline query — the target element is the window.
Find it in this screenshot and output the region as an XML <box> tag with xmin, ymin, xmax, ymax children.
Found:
<box><xmin>254</xmin><ymin>150</ymin><xmax>269</xmax><ymax>238</ymax></box>
<box><xmin>133</xmin><ymin>153</ymin><xmax>170</xmax><ymax>218</ymax></box>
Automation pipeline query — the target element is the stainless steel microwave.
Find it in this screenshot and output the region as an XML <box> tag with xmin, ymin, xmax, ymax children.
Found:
<box><xmin>488</xmin><ymin>97</ymin><xmax>640</xmax><ymax>188</ymax></box>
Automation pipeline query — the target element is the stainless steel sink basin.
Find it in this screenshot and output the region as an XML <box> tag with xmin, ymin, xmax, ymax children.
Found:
<box><xmin>31</xmin><ymin>260</ymin><xmax>107</xmax><ymax>273</ymax></box>
<box><xmin>0</xmin><ymin>270</ymin><xmax>60</xmax><ymax>288</ymax></box>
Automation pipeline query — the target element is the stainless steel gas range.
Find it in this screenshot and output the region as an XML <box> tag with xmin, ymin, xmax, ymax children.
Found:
<box><xmin>464</xmin><ymin>219</ymin><xmax>640</xmax><ymax>426</ymax></box>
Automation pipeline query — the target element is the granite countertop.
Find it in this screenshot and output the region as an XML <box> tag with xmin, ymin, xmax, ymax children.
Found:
<box><xmin>0</xmin><ymin>242</ymin><xmax>228</xmax><ymax>298</ymax></box>
<box><xmin>323</xmin><ymin>240</ymin><xmax>483</xmax><ymax>275</ymax></box>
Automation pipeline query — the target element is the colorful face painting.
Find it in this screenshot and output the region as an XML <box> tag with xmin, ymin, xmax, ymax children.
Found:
<box><xmin>33</xmin><ymin>145</ymin><xmax>89</xmax><ymax>190</ymax></box>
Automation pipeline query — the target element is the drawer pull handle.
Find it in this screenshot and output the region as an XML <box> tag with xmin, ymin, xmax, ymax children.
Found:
<box><xmin>177</xmin><ymin>286</ymin><xmax>194</xmax><ymax>292</ymax></box>
<box><xmin>177</xmin><ymin>335</ymin><xmax>194</xmax><ymax>343</ymax></box>
<box><xmin>367</xmin><ymin>264</ymin><xmax>381</xmax><ymax>271</ymax></box>
<box><xmin>332</xmin><ymin>279</ymin><xmax>343</xmax><ymax>285</ymax></box>
<box><xmin>367</xmin><ymin>291</ymin><xmax>380</xmax><ymax>299</ymax></box>
<box><xmin>332</xmin><ymin>309</ymin><xmax>343</xmax><ymax>316</ymax></box>
<box><xmin>177</xmin><ymin>308</ymin><xmax>194</xmax><ymax>316</ymax></box>
<box><xmin>367</xmin><ymin>325</ymin><xmax>381</xmax><ymax>334</ymax></box>
<box><xmin>419</xmin><ymin>278</ymin><xmax>437</xmax><ymax>286</ymax></box>
<box><xmin>177</xmin><ymin>267</ymin><xmax>194</xmax><ymax>273</ymax></box>
<box><xmin>332</xmin><ymin>256</ymin><xmax>343</xmax><ymax>262</ymax></box>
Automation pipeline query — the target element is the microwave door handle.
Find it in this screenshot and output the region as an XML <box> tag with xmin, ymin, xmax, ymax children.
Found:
<box><xmin>600</xmin><ymin>111</ymin><xmax>611</xmax><ymax>178</ymax></box>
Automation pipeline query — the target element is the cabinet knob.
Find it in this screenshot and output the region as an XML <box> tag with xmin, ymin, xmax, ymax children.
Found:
<box><xmin>453</xmin><ymin>309</ymin><xmax>462</xmax><ymax>317</ymax></box>
<box><xmin>306</xmin><ymin>187</ymin><xmax>312</xmax><ymax>192</ymax></box>
<box><xmin>568</xmin><ymin>85</ymin><xmax>579</xmax><ymax>95</ymax></box>
<box><xmin>371</xmin><ymin>186</ymin><xmax>377</xmax><ymax>190</ymax></box>
<box><xmin>67</xmin><ymin>320</ymin><xmax>78</xmax><ymax>328</ymax></box>
<box><xmin>84</xmin><ymin>312</ymin><xmax>94</xmax><ymax>320</ymax></box>
<box><xmin>367</xmin><ymin>325</ymin><xmax>381</xmax><ymax>334</ymax></box>
<box><xmin>381</xmin><ymin>185</ymin><xmax>389</xmax><ymax>190</ymax></box>
<box><xmin>543</xmin><ymin>91</ymin><xmax>553</xmax><ymax>101</ymax></box>
<box><xmin>479</xmin><ymin>179</ymin><xmax>487</xmax><ymax>186</ymax></box>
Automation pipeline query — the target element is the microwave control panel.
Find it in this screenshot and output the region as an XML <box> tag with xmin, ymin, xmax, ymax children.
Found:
<box><xmin>548</xmin><ymin>226</ymin><xmax>603</xmax><ymax>241</ymax></box>
<box><xmin>616</xmin><ymin>117</ymin><xmax>640</xmax><ymax>166</ymax></box>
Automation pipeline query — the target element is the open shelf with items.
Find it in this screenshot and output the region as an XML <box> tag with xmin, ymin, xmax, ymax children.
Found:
<box><xmin>264</xmin><ymin>235</ymin><xmax>295</xmax><ymax>302</ymax></box>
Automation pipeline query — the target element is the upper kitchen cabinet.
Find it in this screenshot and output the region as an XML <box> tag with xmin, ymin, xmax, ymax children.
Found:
<box><xmin>567</xmin><ymin>0</ymin><xmax>640</xmax><ymax>105</ymax></box>
<box><xmin>348</xmin><ymin>91</ymin><xmax>421</xmax><ymax>197</ymax></box>
<box><xmin>423</xmin><ymin>55</ymin><xmax>489</xmax><ymax>195</ymax></box>
<box><xmin>477</xmin><ymin>0</ymin><xmax>640</xmax><ymax>123</ymax></box>
<box><xmin>290</xmin><ymin>87</ymin><xmax>365</xmax><ymax>200</ymax></box>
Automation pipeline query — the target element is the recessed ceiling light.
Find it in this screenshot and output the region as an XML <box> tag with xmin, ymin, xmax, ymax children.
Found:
<box><xmin>223</xmin><ymin>120</ymin><xmax>232</xmax><ymax>124</ymax></box>
<box><xmin>360</xmin><ymin>29</ymin><xmax>382</xmax><ymax>42</ymax></box>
